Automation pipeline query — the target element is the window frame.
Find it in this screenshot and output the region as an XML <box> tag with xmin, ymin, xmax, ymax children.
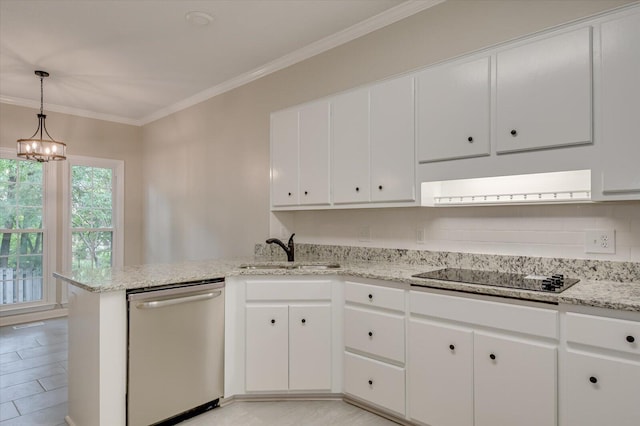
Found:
<box><xmin>0</xmin><ymin>147</ymin><xmax>57</xmax><ymax>314</ymax></box>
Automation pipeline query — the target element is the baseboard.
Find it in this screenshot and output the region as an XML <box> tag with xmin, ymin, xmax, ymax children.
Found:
<box><xmin>343</xmin><ymin>395</ymin><xmax>411</xmax><ymax>425</ymax></box>
<box><xmin>0</xmin><ymin>308</ymin><xmax>68</xmax><ymax>327</ymax></box>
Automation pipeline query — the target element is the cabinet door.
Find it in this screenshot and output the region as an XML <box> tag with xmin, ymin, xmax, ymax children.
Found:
<box><xmin>597</xmin><ymin>12</ymin><xmax>640</xmax><ymax>199</ymax></box>
<box><xmin>271</xmin><ymin>109</ymin><xmax>299</xmax><ymax>206</ymax></box>
<box><xmin>417</xmin><ymin>57</ymin><xmax>491</xmax><ymax>163</ymax></box>
<box><xmin>370</xmin><ymin>75</ymin><xmax>415</xmax><ymax>202</ymax></box>
<box><xmin>496</xmin><ymin>27</ymin><xmax>592</xmax><ymax>154</ymax></box>
<box><xmin>408</xmin><ymin>319</ymin><xmax>474</xmax><ymax>426</ymax></box>
<box><xmin>299</xmin><ymin>101</ymin><xmax>331</xmax><ymax>205</ymax></box>
<box><xmin>332</xmin><ymin>88</ymin><xmax>370</xmax><ymax>204</ymax></box>
<box><xmin>289</xmin><ymin>304</ymin><xmax>332</xmax><ymax>390</ymax></box>
<box><xmin>474</xmin><ymin>333</ymin><xmax>556</xmax><ymax>426</ymax></box>
<box><xmin>245</xmin><ymin>305</ymin><xmax>289</xmax><ymax>391</ymax></box>
<box><xmin>565</xmin><ymin>351</ymin><xmax>640</xmax><ymax>426</ymax></box>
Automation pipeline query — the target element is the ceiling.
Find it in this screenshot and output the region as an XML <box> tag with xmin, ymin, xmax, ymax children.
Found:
<box><xmin>0</xmin><ymin>0</ymin><xmax>440</xmax><ymax>126</ymax></box>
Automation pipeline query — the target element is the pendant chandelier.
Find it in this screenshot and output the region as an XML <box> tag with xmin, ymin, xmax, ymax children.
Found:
<box><xmin>17</xmin><ymin>70</ymin><xmax>67</xmax><ymax>162</ymax></box>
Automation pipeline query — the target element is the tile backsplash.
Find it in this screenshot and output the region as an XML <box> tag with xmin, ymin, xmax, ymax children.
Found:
<box><xmin>272</xmin><ymin>202</ymin><xmax>640</xmax><ymax>262</ymax></box>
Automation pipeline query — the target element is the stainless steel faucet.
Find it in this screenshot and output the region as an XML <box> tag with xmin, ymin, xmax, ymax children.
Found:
<box><xmin>266</xmin><ymin>233</ymin><xmax>295</xmax><ymax>262</ymax></box>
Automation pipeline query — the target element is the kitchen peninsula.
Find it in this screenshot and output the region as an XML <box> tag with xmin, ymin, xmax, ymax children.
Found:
<box><xmin>55</xmin><ymin>246</ymin><xmax>640</xmax><ymax>426</ymax></box>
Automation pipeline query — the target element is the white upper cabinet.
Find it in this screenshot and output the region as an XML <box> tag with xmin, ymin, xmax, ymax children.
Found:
<box><xmin>299</xmin><ymin>101</ymin><xmax>331</xmax><ymax>205</ymax></box>
<box><xmin>596</xmin><ymin>11</ymin><xmax>640</xmax><ymax>199</ymax></box>
<box><xmin>271</xmin><ymin>109</ymin><xmax>299</xmax><ymax>206</ymax></box>
<box><xmin>271</xmin><ymin>100</ymin><xmax>331</xmax><ymax>208</ymax></box>
<box><xmin>332</xmin><ymin>88</ymin><xmax>371</xmax><ymax>204</ymax></box>
<box><xmin>496</xmin><ymin>27</ymin><xmax>593</xmax><ymax>154</ymax></box>
<box><xmin>417</xmin><ymin>56</ymin><xmax>491</xmax><ymax>163</ymax></box>
<box><xmin>370</xmin><ymin>75</ymin><xmax>416</xmax><ymax>203</ymax></box>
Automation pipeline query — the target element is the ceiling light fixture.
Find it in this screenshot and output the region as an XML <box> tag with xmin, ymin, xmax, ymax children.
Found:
<box><xmin>17</xmin><ymin>70</ymin><xmax>66</xmax><ymax>162</ymax></box>
<box><xmin>185</xmin><ymin>11</ymin><xmax>213</xmax><ymax>27</ymax></box>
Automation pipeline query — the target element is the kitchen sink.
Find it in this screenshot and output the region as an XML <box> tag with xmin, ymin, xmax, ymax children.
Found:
<box><xmin>238</xmin><ymin>263</ymin><xmax>340</xmax><ymax>270</ymax></box>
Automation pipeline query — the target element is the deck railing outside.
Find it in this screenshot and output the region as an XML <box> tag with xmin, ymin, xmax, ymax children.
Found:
<box><xmin>0</xmin><ymin>267</ymin><xmax>43</xmax><ymax>305</ymax></box>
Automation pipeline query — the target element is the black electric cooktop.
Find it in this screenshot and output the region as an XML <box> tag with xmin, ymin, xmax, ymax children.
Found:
<box><xmin>411</xmin><ymin>268</ymin><xmax>579</xmax><ymax>293</ymax></box>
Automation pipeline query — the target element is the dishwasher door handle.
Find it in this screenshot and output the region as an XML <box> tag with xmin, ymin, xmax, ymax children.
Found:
<box><xmin>136</xmin><ymin>291</ymin><xmax>222</xmax><ymax>309</ymax></box>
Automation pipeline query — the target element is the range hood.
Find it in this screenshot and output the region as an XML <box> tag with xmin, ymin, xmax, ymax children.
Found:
<box><xmin>421</xmin><ymin>170</ymin><xmax>592</xmax><ymax>206</ymax></box>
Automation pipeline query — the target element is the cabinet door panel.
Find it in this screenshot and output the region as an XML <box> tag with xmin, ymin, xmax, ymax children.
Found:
<box><xmin>299</xmin><ymin>101</ymin><xmax>330</xmax><ymax>205</ymax></box>
<box><xmin>418</xmin><ymin>57</ymin><xmax>491</xmax><ymax>162</ymax></box>
<box><xmin>245</xmin><ymin>305</ymin><xmax>289</xmax><ymax>391</ymax></box>
<box><xmin>271</xmin><ymin>109</ymin><xmax>299</xmax><ymax>206</ymax></box>
<box><xmin>332</xmin><ymin>88</ymin><xmax>370</xmax><ymax>204</ymax></box>
<box><xmin>408</xmin><ymin>319</ymin><xmax>473</xmax><ymax>426</ymax></box>
<box><xmin>370</xmin><ymin>75</ymin><xmax>415</xmax><ymax>202</ymax></box>
<box><xmin>289</xmin><ymin>304</ymin><xmax>332</xmax><ymax>390</ymax></box>
<box><xmin>565</xmin><ymin>351</ymin><xmax>640</xmax><ymax>426</ymax></box>
<box><xmin>496</xmin><ymin>27</ymin><xmax>592</xmax><ymax>153</ymax></box>
<box><xmin>598</xmin><ymin>12</ymin><xmax>640</xmax><ymax>198</ymax></box>
<box><xmin>474</xmin><ymin>333</ymin><xmax>556</xmax><ymax>426</ymax></box>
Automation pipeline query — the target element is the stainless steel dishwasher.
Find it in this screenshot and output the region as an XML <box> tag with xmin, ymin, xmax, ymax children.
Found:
<box><xmin>127</xmin><ymin>279</ymin><xmax>224</xmax><ymax>426</ymax></box>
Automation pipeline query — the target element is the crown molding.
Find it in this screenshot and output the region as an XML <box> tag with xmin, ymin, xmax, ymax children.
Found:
<box><xmin>0</xmin><ymin>96</ymin><xmax>139</xmax><ymax>126</ymax></box>
<box><xmin>140</xmin><ymin>0</ymin><xmax>445</xmax><ymax>125</ymax></box>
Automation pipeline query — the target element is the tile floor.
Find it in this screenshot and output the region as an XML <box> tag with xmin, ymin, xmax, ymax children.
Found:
<box><xmin>0</xmin><ymin>318</ymin><xmax>68</xmax><ymax>426</ymax></box>
<box><xmin>0</xmin><ymin>318</ymin><xmax>397</xmax><ymax>426</ymax></box>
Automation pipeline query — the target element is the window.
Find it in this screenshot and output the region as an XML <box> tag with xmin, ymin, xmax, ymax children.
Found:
<box><xmin>0</xmin><ymin>149</ymin><xmax>55</xmax><ymax>308</ymax></box>
<box><xmin>64</xmin><ymin>157</ymin><xmax>124</xmax><ymax>274</ymax></box>
<box><xmin>0</xmin><ymin>149</ymin><xmax>123</xmax><ymax>315</ymax></box>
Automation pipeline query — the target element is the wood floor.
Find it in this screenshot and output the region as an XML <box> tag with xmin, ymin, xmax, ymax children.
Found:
<box><xmin>0</xmin><ymin>318</ymin><xmax>398</xmax><ymax>426</ymax></box>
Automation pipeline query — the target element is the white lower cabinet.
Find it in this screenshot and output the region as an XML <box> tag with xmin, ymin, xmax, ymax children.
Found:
<box><xmin>409</xmin><ymin>290</ymin><xmax>558</xmax><ymax>426</ymax></box>
<box><xmin>246</xmin><ymin>305</ymin><xmax>289</xmax><ymax>391</ymax></box>
<box><xmin>246</xmin><ymin>303</ymin><xmax>332</xmax><ymax>392</ymax></box>
<box><xmin>474</xmin><ymin>333</ymin><xmax>556</xmax><ymax>426</ymax></box>
<box><xmin>344</xmin><ymin>352</ymin><xmax>405</xmax><ymax>415</ymax></box>
<box><xmin>408</xmin><ymin>320</ymin><xmax>474</xmax><ymax>426</ymax></box>
<box><xmin>243</xmin><ymin>278</ymin><xmax>334</xmax><ymax>393</ymax></box>
<box><xmin>562</xmin><ymin>309</ymin><xmax>640</xmax><ymax>426</ymax></box>
<box><xmin>343</xmin><ymin>280</ymin><xmax>406</xmax><ymax>415</ymax></box>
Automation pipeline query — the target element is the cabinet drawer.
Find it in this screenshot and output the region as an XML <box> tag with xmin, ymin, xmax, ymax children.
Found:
<box><xmin>344</xmin><ymin>306</ymin><xmax>405</xmax><ymax>362</ymax></box>
<box><xmin>566</xmin><ymin>313</ymin><xmax>640</xmax><ymax>355</ymax></box>
<box><xmin>344</xmin><ymin>281</ymin><xmax>404</xmax><ymax>312</ymax></box>
<box><xmin>344</xmin><ymin>351</ymin><xmax>405</xmax><ymax>415</ymax></box>
<box><xmin>410</xmin><ymin>290</ymin><xmax>558</xmax><ymax>339</ymax></box>
<box><xmin>246</xmin><ymin>280</ymin><xmax>332</xmax><ymax>301</ymax></box>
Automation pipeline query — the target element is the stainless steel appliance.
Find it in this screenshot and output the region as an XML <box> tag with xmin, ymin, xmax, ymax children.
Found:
<box><xmin>127</xmin><ymin>279</ymin><xmax>225</xmax><ymax>426</ymax></box>
<box><xmin>412</xmin><ymin>268</ymin><xmax>579</xmax><ymax>293</ymax></box>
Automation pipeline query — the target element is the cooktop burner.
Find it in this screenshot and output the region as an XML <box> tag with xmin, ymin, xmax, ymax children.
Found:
<box><xmin>411</xmin><ymin>268</ymin><xmax>579</xmax><ymax>293</ymax></box>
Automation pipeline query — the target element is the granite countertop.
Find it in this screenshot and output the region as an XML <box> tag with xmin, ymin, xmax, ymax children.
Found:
<box><xmin>54</xmin><ymin>258</ymin><xmax>640</xmax><ymax>313</ymax></box>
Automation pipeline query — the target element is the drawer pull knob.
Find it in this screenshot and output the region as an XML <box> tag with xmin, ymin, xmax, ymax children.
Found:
<box><xmin>368</xmin><ymin>294</ymin><xmax>373</xmax><ymax>300</ymax></box>
<box><xmin>355</xmin><ymin>187</ymin><xmax>360</xmax><ymax>192</ymax></box>
<box><xmin>467</xmin><ymin>136</ymin><xmax>473</xmax><ymax>143</ymax></box>
<box><xmin>378</xmin><ymin>185</ymin><xmax>383</xmax><ymax>191</ymax></box>
<box><xmin>368</xmin><ymin>331</ymin><xmax>373</xmax><ymax>337</ymax></box>
<box><xmin>449</xmin><ymin>344</ymin><xmax>455</xmax><ymax>351</ymax></box>
<box><xmin>301</xmin><ymin>319</ymin><xmax>306</xmax><ymax>324</ymax></box>
<box><xmin>589</xmin><ymin>376</ymin><xmax>598</xmax><ymax>384</ymax></box>
<box><xmin>304</xmin><ymin>191</ymin><xmax>308</xmax><ymax>196</ymax></box>
<box><xmin>368</xmin><ymin>380</ymin><xmax>373</xmax><ymax>386</ymax></box>
<box><xmin>510</xmin><ymin>129</ymin><xmax>518</xmax><ymax>137</ymax></box>
<box><xmin>288</xmin><ymin>192</ymin><xmax>292</xmax><ymax>196</ymax></box>
<box><xmin>627</xmin><ymin>335</ymin><xmax>635</xmax><ymax>343</ymax></box>
<box><xmin>270</xmin><ymin>319</ymin><xmax>275</xmax><ymax>324</ymax></box>
<box><xmin>489</xmin><ymin>353</ymin><xmax>496</xmax><ymax>360</ymax></box>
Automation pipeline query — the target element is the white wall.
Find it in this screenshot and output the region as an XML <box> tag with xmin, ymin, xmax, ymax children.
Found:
<box><xmin>284</xmin><ymin>203</ymin><xmax>640</xmax><ymax>262</ymax></box>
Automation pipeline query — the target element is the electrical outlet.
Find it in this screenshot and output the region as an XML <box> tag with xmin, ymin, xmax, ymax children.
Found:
<box><xmin>585</xmin><ymin>229</ymin><xmax>615</xmax><ymax>254</ymax></box>
<box><xmin>416</xmin><ymin>227</ymin><xmax>425</xmax><ymax>244</ymax></box>
<box><xmin>358</xmin><ymin>226</ymin><xmax>371</xmax><ymax>242</ymax></box>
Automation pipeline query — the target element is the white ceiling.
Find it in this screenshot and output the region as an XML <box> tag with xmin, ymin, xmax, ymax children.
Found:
<box><xmin>0</xmin><ymin>0</ymin><xmax>441</xmax><ymax>126</ymax></box>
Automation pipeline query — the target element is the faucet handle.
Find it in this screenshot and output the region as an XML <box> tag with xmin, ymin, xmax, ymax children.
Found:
<box><xmin>288</xmin><ymin>233</ymin><xmax>295</xmax><ymax>245</ymax></box>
